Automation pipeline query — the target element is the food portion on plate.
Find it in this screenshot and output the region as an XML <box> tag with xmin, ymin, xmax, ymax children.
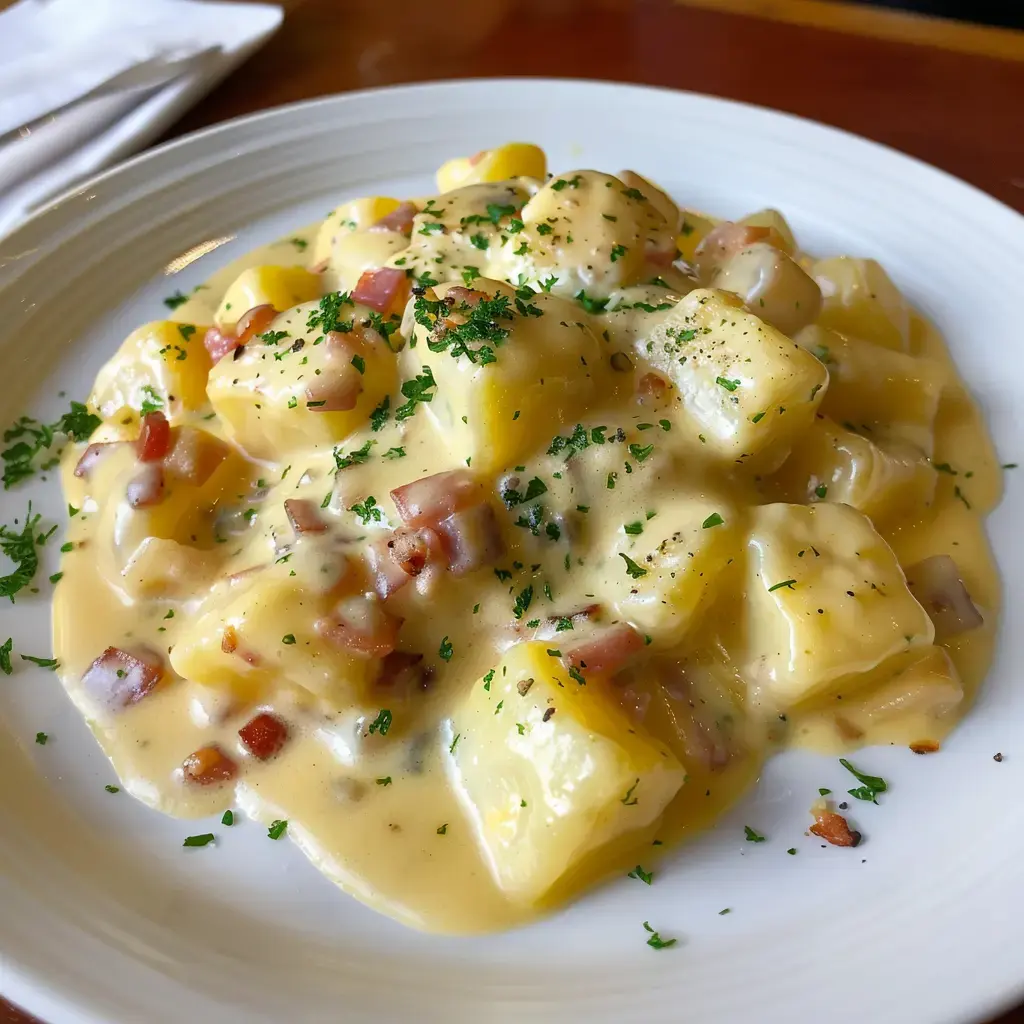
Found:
<box><xmin>51</xmin><ymin>142</ymin><xmax>1000</xmax><ymax>932</ymax></box>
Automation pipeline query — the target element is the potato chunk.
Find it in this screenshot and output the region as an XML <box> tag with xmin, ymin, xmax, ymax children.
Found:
<box><xmin>312</xmin><ymin>195</ymin><xmax>403</xmax><ymax>267</ymax></box>
<box><xmin>409</xmin><ymin>281</ymin><xmax>618</xmax><ymax>473</ymax></box>
<box><xmin>598</xmin><ymin>489</ymin><xmax>740</xmax><ymax>645</ymax></box>
<box><xmin>811</xmin><ymin>256</ymin><xmax>910</xmax><ymax>351</ymax></box>
<box><xmin>207</xmin><ymin>298</ymin><xmax>397</xmax><ymax>458</ymax></box>
<box><xmin>448</xmin><ymin>642</ymin><xmax>685</xmax><ymax>904</ymax></box>
<box><xmin>745</xmin><ymin>503</ymin><xmax>934</xmax><ymax>705</ymax></box>
<box><xmin>436</xmin><ymin>142</ymin><xmax>546</xmax><ymax>193</ymax></box>
<box><xmin>170</xmin><ymin>567</ymin><xmax>375</xmax><ymax>705</ymax></box>
<box><xmin>643</xmin><ymin>289</ymin><xmax>828</xmax><ymax>467</ymax></box>
<box><xmin>214</xmin><ymin>266</ymin><xmax>322</xmax><ymax>330</ymax></box>
<box><xmin>770</xmin><ymin>416</ymin><xmax>937</xmax><ymax>525</ymax></box>
<box><xmin>794</xmin><ymin>325</ymin><xmax>943</xmax><ymax>455</ymax></box>
<box><xmin>89</xmin><ymin>320</ymin><xmax>212</xmax><ymax>418</ymax></box>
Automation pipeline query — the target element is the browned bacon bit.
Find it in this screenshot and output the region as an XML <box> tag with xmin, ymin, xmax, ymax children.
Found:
<box><xmin>82</xmin><ymin>646</ymin><xmax>165</xmax><ymax>708</ymax></box>
<box><xmin>352</xmin><ymin>267</ymin><xmax>409</xmax><ymax>315</ymax></box>
<box><xmin>810</xmin><ymin>810</ymin><xmax>861</xmax><ymax>847</ymax></box>
<box><xmin>234</xmin><ymin>304</ymin><xmax>277</xmax><ymax>345</ymax></box>
<box><xmin>182</xmin><ymin>745</ymin><xmax>238</xmax><ymax>785</ymax></box>
<box><xmin>562</xmin><ymin>623</ymin><xmax>644</xmax><ymax>677</ymax></box>
<box><xmin>391</xmin><ymin>469</ymin><xmax>482</xmax><ymax>528</ymax></box>
<box><xmin>74</xmin><ymin>441</ymin><xmax>121</xmax><ymax>478</ymax></box>
<box><xmin>126</xmin><ymin>463</ymin><xmax>165</xmax><ymax>508</ymax></box>
<box><xmin>370</xmin><ymin>201</ymin><xmax>417</xmax><ymax>236</ymax></box>
<box><xmin>203</xmin><ymin>325</ymin><xmax>239</xmax><ymax>364</ymax></box>
<box><xmin>136</xmin><ymin>411</ymin><xmax>171</xmax><ymax>462</ymax></box>
<box><xmin>542</xmin><ymin>707</ymin><xmax>556</xmax><ymax>722</ymax></box>
<box><xmin>910</xmin><ymin>739</ymin><xmax>941</xmax><ymax>754</ymax></box>
<box><xmin>637</xmin><ymin>372</ymin><xmax>670</xmax><ymax>406</ymax></box>
<box><xmin>164</xmin><ymin>427</ymin><xmax>229</xmax><ymax>486</ymax></box>
<box><xmin>445</xmin><ymin>286</ymin><xmax>487</xmax><ymax>308</ymax></box>
<box><xmin>376</xmin><ymin>651</ymin><xmax>427</xmax><ymax>690</ymax></box>
<box><xmin>316</xmin><ymin>597</ymin><xmax>402</xmax><ymax>657</ymax></box>
<box><xmin>238</xmin><ymin>712</ymin><xmax>289</xmax><ymax>760</ymax></box>
<box><xmin>284</xmin><ymin>498</ymin><xmax>328</xmax><ymax>536</ymax></box>
<box><xmin>221</xmin><ymin>625</ymin><xmax>261</xmax><ymax>665</ymax></box>
<box><xmin>435</xmin><ymin>502</ymin><xmax>504</xmax><ymax>575</ymax></box>
<box><xmin>368</xmin><ymin>528</ymin><xmax>441</xmax><ymax>599</ymax></box>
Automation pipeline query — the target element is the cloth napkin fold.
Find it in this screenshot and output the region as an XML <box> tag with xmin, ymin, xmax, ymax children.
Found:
<box><xmin>0</xmin><ymin>0</ymin><xmax>283</xmax><ymax>241</ymax></box>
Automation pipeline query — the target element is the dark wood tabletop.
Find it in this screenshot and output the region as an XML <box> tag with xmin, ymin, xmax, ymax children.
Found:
<box><xmin>3</xmin><ymin>1</ymin><xmax>1023</xmax><ymax>1021</ymax></box>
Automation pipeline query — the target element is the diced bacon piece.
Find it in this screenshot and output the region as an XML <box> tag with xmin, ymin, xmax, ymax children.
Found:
<box><xmin>352</xmin><ymin>267</ymin><xmax>408</xmax><ymax>315</ymax></box>
<box><xmin>182</xmin><ymin>745</ymin><xmax>238</xmax><ymax>786</ymax></box>
<box><xmin>136</xmin><ymin>411</ymin><xmax>171</xmax><ymax>462</ymax></box>
<box><xmin>810</xmin><ymin>810</ymin><xmax>861</xmax><ymax>847</ymax></box>
<box><xmin>238</xmin><ymin>712</ymin><xmax>289</xmax><ymax>760</ymax></box>
<box><xmin>126</xmin><ymin>463</ymin><xmax>165</xmax><ymax>508</ymax></box>
<box><xmin>74</xmin><ymin>441</ymin><xmax>121</xmax><ymax>478</ymax></box>
<box><xmin>368</xmin><ymin>528</ymin><xmax>439</xmax><ymax>598</ymax></box>
<box><xmin>904</xmin><ymin>555</ymin><xmax>983</xmax><ymax>640</ymax></box>
<box><xmin>637</xmin><ymin>372</ymin><xmax>670</xmax><ymax>406</ymax></box>
<box><xmin>468</xmin><ymin>149</ymin><xmax>487</xmax><ymax>166</ymax></box>
<box><xmin>376</xmin><ymin>651</ymin><xmax>426</xmax><ymax>689</ymax></box>
<box><xmin>304</xmin><ymin>369</ymin><xmax>361</xmax><ymax>411</ymax></box>
<box><xmin>82</xmin><ymin>646</ymin><xmax>165</xmax><ymax>708</ymax></box>
<box><xmin>562</xmin><ymin>623</ymin><xmax>644</xmax><ymax>677</ymax></box>
<box><xmin>235</xmin><ymin>304</ymin><xmax>277</xmax><ymax>345</ymax></box>
<box><xmin>694</xmin><ymin>221</ymin><xmax>782</xmax><ymax>277</ymax></box>
<box><xmin>284</xmin><ymin>498</ymin><xmax>328</xmax><ymax>536</ymax></box>
<box><xmin>910</xmin><ymin>739</ymin><xmax>941</xmax><ymax>754</ymax></box>
<box><xmin>435</xmin><ymin>502</ymin><xmax>504</xmax><ymax>575</ymax></box>
<box><xmin>370</xmin><ymin>201</ymin><xmax>417</xmax><ymax>235</ymax></box>
<box><xmin>315</xmin><ymin>596</ymin><xmax>401</xmax><ymax>657</ymax></box>
<box><xmin>164</xmin><ymin>427</ymin><xmax>229</xmax><ymax>486</ymax></box>
<box><xmin>221</xmin><ymin>625</ymin><xmax>260</xmax><ymax>666</ymax></box>
<box><xmin>203</xmin><ymin>325</ymin><xmax>239</xmax><ymax>363</ymax></box>
<box><xmin>390</xmin><ymin>470</ymin><xmax>482</xmax><ymax>528</ymax></box>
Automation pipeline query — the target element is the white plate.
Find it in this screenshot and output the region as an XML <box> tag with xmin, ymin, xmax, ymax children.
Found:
<box><xmin>1</xmin><ymin>80</ymin><xmax>1023</xmax><ymax>1024</ymax></box>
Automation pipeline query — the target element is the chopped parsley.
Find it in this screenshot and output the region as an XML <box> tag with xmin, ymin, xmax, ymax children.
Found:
<box><xmin>376</xmin><ymin>777</ymin><xmax>392</xmax><ymax>786</ymax></box>
<box><xmin>21</xmin><ymin>655</ymin><xmax>58</xmax><ymax>669</ymax></box>
<box><xmin>395</xmin><ymin>366</ymin><xmax>437</xmax><ymax>421</ymax></box>
<box><xmin>610</xmin><ymin>244</ymin><xmax>628</xmax><ymax>262</ymax></box>
<box><xmin>418</xmin><ymin>292</ymin><xmax>515</xmax><ymax>365</ymax></box>
<box><xmin>35</xmin><ymin>731</ymin><xmax>47</xmax><ymax>745</ymax></box>
<box><xmin>815</xmin><ymin>483</ymin><xmax>828</xmax><ymax>499</ymax></box>
<box><xmin>642</xmin><ymin>921</ymin><xmax>676</xmax><ymax>950</ymax></box>
<box><xmin>627</xmin><ymin>864</ymin><xmax>653</xmax><ymax>884</ymax></box>
<box><xmin>744</xmin><ymin>826</ymin><xmax>766</xmax><ymax>843</ymax></box>
<box><xmin>628</xmin><ymin>443</ymin><xmax>654</xmax><ymax>463</ymax></box>
<box><xmin>349</xmin><ymin>495</ymin><xmax>383</xmax><ymax>525</ymax></box>
<box><xmin>575</xmin><ymin>290</ymin><xmax>609</xmax><ymax>314</ymax></box>
<box><xmin>351</xmin><ymin>354</ymin><xmax>366</xmax><ymax>375</ymax></box>
<box><xmin>3</xmin><ymin>402</ymin><xmax>101</xmax><ymax>489</ymax></box>
<box><xmin>282</xmin><ymin>634</ymin><xmax>296</xmax><ymax>645</ymax></box>
<box><xmin>621</xmin><ymin>778</ymin><xmax>640</xmax><ymax>805</ymax></box>
<box><xmin>768</xmin><ymin>579</ymin><xmax>796</xmax><ymax>592</ymax></box>
<box><xmin>512</xmin><ymin>585</ymin><xmax>534</xmax><ymax>620</ymax></box>
<box><xmin>551</xmin><ymin>175</ymin><xmax>582</xmax><ymax>191</ymax></box>
<box><xmin>449</xmin><ymin>733</ymin><xmax>461</xmax><ymax>755</ymax></box>
<box><xmin>368</xmin><ymin>709</ymin><xmax>392</xmax><ymax>735</ymax></box>
<box><xmin>715</xmin><ymin>377</ymin><xmax>741</xmax><ymax>392</ymax></box>
<box><xmin>470</xmin><ymin>233</ymin><xmax>489</xmax><ymax>250</ymax></box>
<box><xmin>702</xmin><ymin>512</ymin><xmax>724</xmax><ymax>528</ymax></box>
<box><xmin>163</xmin><ymin>290</ymin><xmax>188</xmax><ymax>310</ymax></box>
<box><xmin>1</xmin><ymin>504</ymin><xmax>42</xmax><ymax>601</ymax></box>
<box><xmin>0</xmin><ymin>637</ymin><xmax>11</xmax><ymax>675</ymax></box>
<box><xmin>105</xmin><ymin>785</ymin><xmax>120</xmax><ymax>794</ymax></box>
<box><xmin>623</xmin><ymin>521</ymin><xmax>644</xmax><ymax>536</ymax></box>
<box><xmin>439</xmin><ymin>636</ymin><xmax>454</xmax><ymax>661</ymax></box>
<box><xmin>183</xmin><ymin>833</ymin><xmax>215</xmax><ymax>847</ymax></box>
<box><xmin>436</xmin><ymin>823</ymin><xmax>448</xmax><ymax>835</ymax></box>
<box><xmin>139</xmin><ymin>385</ymin><xmax>164</xmax><ymax>415</ymax></box>
<box><xmin>619</xmin><ymin>553</ymin><xmax>648</xmax><ymax>579</ymax></box>
<box><xmin>382</xmin><ymin>446</ymin><xmax>407</xmax><ymax>460</ymax></box>
<box><xmin>267</xmin><ymin>820</ymin><xmax>288</xmax><ymax>840</ymax></box>
<box><xmin>840</xmin><ymin>757</ymin><xmax>887</xmax><ymax>803</ymax></box>
<box><xmin>306</xmin><ymin>291</ymin><xmax>354</xmax><ymax>334</ymax></box>
<box><xmin>334</xmin><ymin>439</ymin><xmax>375</xmax><ymax>470</ymax></box>
<box><xmin>221</xmin><ymin>810</ymin><xmax>234</xmax><ymax>826</ymax></box>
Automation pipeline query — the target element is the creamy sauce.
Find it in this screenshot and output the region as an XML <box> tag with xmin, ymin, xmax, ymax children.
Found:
<box><xmin>53</xmin><ymin>146</ymin><xmax>1001</xmax><ymax>934</ymax></box>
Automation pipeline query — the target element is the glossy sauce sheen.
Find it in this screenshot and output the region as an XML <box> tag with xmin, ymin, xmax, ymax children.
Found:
<box><xmin>54</xmin><ymin>146</ymin><xmax>1001</xmax><ymax>933</ymax></box>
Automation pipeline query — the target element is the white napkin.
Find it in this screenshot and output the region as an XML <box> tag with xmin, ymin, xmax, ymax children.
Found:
<box><xmin>0</xmin><ymin>0</ymin><xmax>283</xmax><ymax>241</ymax></box>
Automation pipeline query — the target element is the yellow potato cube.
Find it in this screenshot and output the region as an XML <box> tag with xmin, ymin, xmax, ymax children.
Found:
<box><xmin>795</xmin><ymin>325</ymin><xmax>944</xmax><ymax>454</ymax></box>
<box><xmin>448</xmin><ymin>641</ymin><xmax>685</xmax><ymax>904</ymax></box>
<box><xmin>599</xmin><ymin>489</ymin><xmax>740</xmax><ymax>645</ymax></box>
<box><xmin>170</xmin><ymin>567</ymin><xmax>375</xmax><ymax>705</ymax></box>
<box><xmin>745</xmin><ymin>503</ymin><xmax>934</xmax><ymax>706</ymax></box>
<box><xmin>88</xmin><ymin>320</ymin><xmax>212</xmax><ymax>418</ymax></box>
<box><xmin>214</xmin><ymin>266</ymin><xmax>322</xmax><ymax>329</ymax></box>
<box><xmin>812</xmin><ymin>256</ymin><xmax>911</xmax><ymax>351</ymax></box>
<box><xmin>312</xmin><ymin>196</ymin><xmax>403</xmax><ymax>267</ymax></box>
<box><xmin>207</xmin><ymin>299</ymin><xmax>398</xmax><ymax>459</ymax></box>
<box><xmin>410</xmin><ymin>281</ymin><xmax>618</xmax><ymax>473</ymax></box>
<box><xmin>770</xmin><ymin>416</ymin><xmax>937</xmax><ymax>526</ymax></box>
<box><xmin>436</xmin><ymin>143</ymin><xmax>547</xmax><ymax>193</ymax></box>
<box><xmin>643</xmin><ymin>289</ymin><xmax>828</xmax><ymax>468</ymax></box>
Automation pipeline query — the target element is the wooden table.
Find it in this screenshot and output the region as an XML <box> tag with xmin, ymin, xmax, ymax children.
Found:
<box><xmin>3</xmin><ymin>1</ymin><xmax>1022</xmax><ymax>1021</ymax></box>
